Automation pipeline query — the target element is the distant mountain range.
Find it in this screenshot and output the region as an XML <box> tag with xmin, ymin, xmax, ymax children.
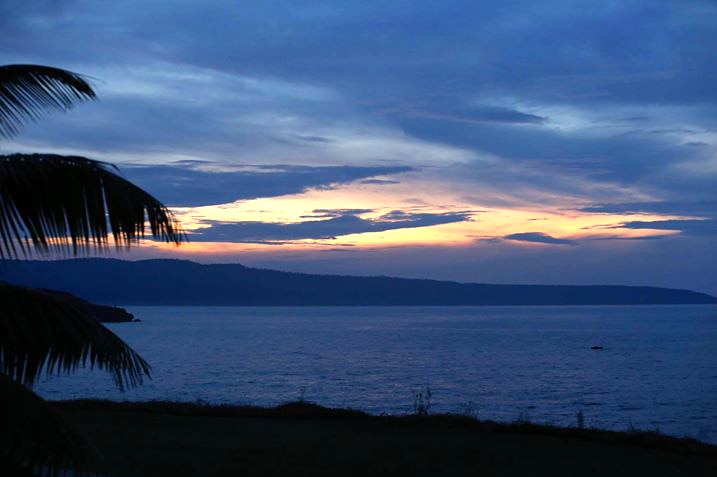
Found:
<box><xmin>1</xmin><ymin>258</ymin><xmax>715</xmax><ymax>307</ymax></box>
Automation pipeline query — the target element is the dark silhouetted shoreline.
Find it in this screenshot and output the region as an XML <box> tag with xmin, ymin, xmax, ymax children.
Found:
<box><xmin>3</xmin><ymin>259</ymin><xmax>716</xmax><ymax>306</ymax></box>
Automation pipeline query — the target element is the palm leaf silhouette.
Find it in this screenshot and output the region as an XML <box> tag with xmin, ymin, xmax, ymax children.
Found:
<box><xmin>0</xmin><ymin>64</ymin><xmax>96</xmax><ymax>139</ymax></box>
<box><xmin>0</xmin><ymin>64</ymin><xmax>183</xmax><ymax>476</ymax></box>
<box><xmin>0</xmin><ymin>153</ymin><xmax>183</xmax><ymax>257</ymax></box>
<box><xmin>0</xmin><ymin>281</ymin><xmax>151</xmax><ymax>389</ymax></box>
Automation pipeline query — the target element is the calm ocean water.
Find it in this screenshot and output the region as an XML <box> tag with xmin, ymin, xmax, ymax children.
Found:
<box><xmin>37</xmin><ymin>305</ymin><xmax>717</xmax><ymax>442</ymax></box>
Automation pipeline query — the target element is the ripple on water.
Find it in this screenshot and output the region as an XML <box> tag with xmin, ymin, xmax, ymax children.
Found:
<box><xmin>35</xmin><ymin>304</ymin><xmax>717</xmax><ymax>443</ymax></box>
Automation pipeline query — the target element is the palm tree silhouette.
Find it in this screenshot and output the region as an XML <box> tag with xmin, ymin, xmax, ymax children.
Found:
<box><xmin>0</xmin><ymin>64</ymin><xmax>184</xmax><ymax>475</ymax></box>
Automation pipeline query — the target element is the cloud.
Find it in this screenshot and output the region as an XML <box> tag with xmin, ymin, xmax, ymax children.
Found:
<box><xmin>190</xmin><ymin>210</ymin><xmax>473</xmax><ymax>242</ymax></box>
<box><xmin>503</xmin><ymin>232</ymin><xmax>575</xmax><ymax>245</ymax></box>
<box><xmin>3</xmin><ymin>2</ymin><xmax>714</xmax><ymax>216</ymax></box>
<box><xmin>579</xmin><ymin>201</ymin><xmax>717</xmax><ymax>217</ymax></box>
<box><xmin>294</xmin><ymin>135</ymin><xmax>331</xmax><ymax>143</ymax></box>
<box><xmin>379</xmin><ymin>103</ymin><xmax>547</xmax><ymax>125</ymax></box>
<box><xmin>305</xmin><ymin>209</ymin><xmax>375</xmax><ymax>218</ymax></box>
<box><xmin>615</xmin><ymin>219</ymin><xmax>717</xmax><ymax>236</ymax></box>
<box><xmin>121</xmin><ymin>163</ymin><xmax>413</xmax><ymax>206</ymax></box>
<box><xmin>359</xmin><ymin>178</ymin><xmax>401</xmax><ymax>185</ymax></box>
<box><xmin>590</xmin><ymin>235</ymin><xmax>667</xmax><ymax>241</ymax></box>
<box><xmin>1</xmin><ymin>1</ymin><xmax>715</xmax><ymax>292</ymax></box>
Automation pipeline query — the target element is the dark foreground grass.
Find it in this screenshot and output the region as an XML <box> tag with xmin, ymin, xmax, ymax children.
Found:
<box><xmin>55</xmin><ymin>400</ymin><xmax>717</xmax><ymax>477</ymax></box>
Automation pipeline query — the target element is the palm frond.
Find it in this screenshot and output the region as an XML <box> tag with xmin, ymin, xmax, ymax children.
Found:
<box><xmin>0</xmin><ymin>64</ymin><xmax>96</xmax><ymax>139</ymax></box>
<box><xmin>0</xmin><ymin>153</ymin><xmax>183</xmax><ymax>258</ymax></box>
<box><xmin>0</xmin><ymin>282</ymin><xmax>151</xmax><ymax>390</ymax></box>
<box><xmin>0</xmin><ymin>373</ymin><xmax>96</xmax><ymax>477</ymax></box>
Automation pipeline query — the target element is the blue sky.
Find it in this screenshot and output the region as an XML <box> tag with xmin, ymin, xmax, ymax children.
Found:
<box><xmin>1</xmin><ymin>1</ymin><xmax>715</xmax><ymax>293</ymax></box>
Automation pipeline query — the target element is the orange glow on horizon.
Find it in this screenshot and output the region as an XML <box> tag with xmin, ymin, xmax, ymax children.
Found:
<box><xmin>150</xmin><ymin>178</ymin><xmax>684</xmax><ymax>256</ymax></box>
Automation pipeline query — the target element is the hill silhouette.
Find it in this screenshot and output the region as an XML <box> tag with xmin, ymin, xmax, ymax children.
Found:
<box><xmin>38</xmin><ymin>287</ymin><xmax>135</xmax><ymax>322</ymax></box>
<box><xmin>1</xmin><ymin>259</ymin><xmax>715</xmax><ymax>306</ymax></box>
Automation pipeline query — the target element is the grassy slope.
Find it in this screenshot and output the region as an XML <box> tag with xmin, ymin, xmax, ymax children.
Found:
<box><xmin>57</xmin><ymin>400</ymin><xmax>717</xmax><ymax>477</ymax></box>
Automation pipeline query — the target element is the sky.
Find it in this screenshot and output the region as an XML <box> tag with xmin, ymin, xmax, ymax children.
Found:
<box><xmin>1</xmin><ymin>1</ymin><xmax>716</xmax><ymax>294</ymax></box>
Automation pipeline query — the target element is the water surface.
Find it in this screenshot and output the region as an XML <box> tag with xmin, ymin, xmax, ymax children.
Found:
<box><xmin>37</xmin><ymin>305</ymin><xmax>717</xmax><ymax>442</ymax></box>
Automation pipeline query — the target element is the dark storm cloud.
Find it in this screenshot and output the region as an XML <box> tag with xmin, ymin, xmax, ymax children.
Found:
<box><xmin>190</xmin><ymin>210</ymin><xmax>473</xmax><ymax>242</ymax></box>
<box><xmin>503</xmin><ymin>232</ymin><xmax>575</xmax><ymax>246</ymax></box>
<box><xmin>121</xmin><ymin>163</ymin><xmax>413</xmax><ymax>206</ymax></box>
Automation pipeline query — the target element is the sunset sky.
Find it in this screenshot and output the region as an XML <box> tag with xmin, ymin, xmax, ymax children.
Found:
<box><xmin>1</xmin><ymin>1</ymin><xmax>715</xmax><ymax>293</ymax></box>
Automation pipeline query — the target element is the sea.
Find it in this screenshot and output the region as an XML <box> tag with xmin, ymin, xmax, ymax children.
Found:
<box><xmin>36</xmin><ymin>305</ymin><xmax>717</xmax><ymax>443</ymax></box>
